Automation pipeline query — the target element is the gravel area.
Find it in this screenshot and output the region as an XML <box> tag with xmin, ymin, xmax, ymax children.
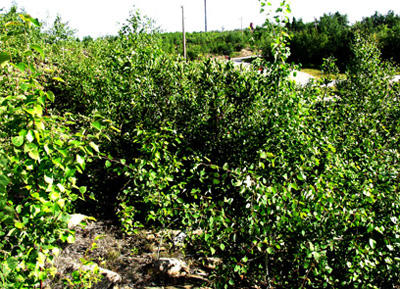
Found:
<box><xmin>289</xmin><ymin>70</ymin><xmax>314</xmax><ymax>84</ymax></box>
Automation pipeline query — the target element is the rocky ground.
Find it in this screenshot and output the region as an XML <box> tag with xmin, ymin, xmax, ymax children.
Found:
<box><xmin>45</xmin><ymin>215</ymin><xmax>215</xmax><ymax>289</ymax></box>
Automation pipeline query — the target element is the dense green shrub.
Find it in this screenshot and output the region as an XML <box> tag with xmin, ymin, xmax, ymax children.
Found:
<box><xmin>0</xmin><ymin>13</ymin><xmax>102</xmax><ymax>288</ymax></box>
<box><xmin>62</xmin><ymin>2</ymin><xmax>400</xmax><ymax>287</ymax></box>
<box><xmin>2</xmin><ymin>1</ymin><xmax>400</xmax><ymax>288</ymax></box>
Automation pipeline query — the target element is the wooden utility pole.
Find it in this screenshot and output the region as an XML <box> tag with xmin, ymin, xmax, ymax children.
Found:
<box><xmin>240</xmin><ymin>16</ymin><xmax>243</xmax><ymax>39</ymax></box>
<box><xmin>204</xmin><ymin>0</ymin><xmax>207</xmax><ymax>32</ymax></box>
<box><xmin>181</xmin><ymin>6</ymin><xmax>186</xmax><ymax>59</ymax></box>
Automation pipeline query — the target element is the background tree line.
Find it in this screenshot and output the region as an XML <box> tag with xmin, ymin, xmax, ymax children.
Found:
<box><xmin>159</xmin><ymin>10</ymin><xmax>400</xmax><ymax>70</ymax></box>
<box><xmin>160</xmin><ymin>29</ymin><xmax>254</xmax><ymax>60</ymax></box>
<box><xmin>284</xmin><ymin>10</ymin><xmax>400</xmax><ymax>70</ymax></box>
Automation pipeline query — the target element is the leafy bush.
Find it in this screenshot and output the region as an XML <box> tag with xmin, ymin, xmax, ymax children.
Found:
<box><xmin>2</xmin><ymin>2</ymin><xmax>400</xmax><ymax>288</ymax></box>
<box><xmin>0</xmin><ymin>13</ymin><xmax>101</xmax><ymax>288</ymax></box>
<box><xmin>44</xmin><ymin>3</ymin><xmax>400</xmax><ymax>288</ymax></box>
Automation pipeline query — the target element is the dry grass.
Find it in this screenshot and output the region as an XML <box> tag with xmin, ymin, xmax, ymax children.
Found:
<box><xmin>301</xmin><ymin>68</ymin><xmax>323</xmax><ymax>79</ymax></box>
<box><xmin>301</xmin><ymin>68</ymin><xmax>345</xmax><ymax>80</ymax></box>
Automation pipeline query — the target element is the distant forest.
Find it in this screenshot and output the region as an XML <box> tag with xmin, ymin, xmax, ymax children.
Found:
<box><xmin>160</xmin><ymin>11</ymin><xmax>400</xmax><ymax>69</ymax></box>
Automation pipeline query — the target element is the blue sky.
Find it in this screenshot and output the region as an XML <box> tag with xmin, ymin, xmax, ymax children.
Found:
<box><xmin>2</xmin><ymin>0</ymin><xmax>400</xmax><ymax>39</ymax></box>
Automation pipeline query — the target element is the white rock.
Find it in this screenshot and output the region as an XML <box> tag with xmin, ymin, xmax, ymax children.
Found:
<box><xmin>172</xmin><ymin>231</ymin><xmax>187</xmax><ymax>246</ymax></box>
<box><xmin>155</xmin><ymin>257</ymin><xmax>189</xmax><ymax>277</ymax></box>
<box><xmin>81</xmin><ymin>264</ymin><xmax>122</xmax><ymax>285</ymax></box>
<box><xmin>57</xmin><ymin>257</ymin><xmax>121</xmax><ymax>289</ymax></box>
<box><xmin>67</xmin><ymin>214</ymin><xmax>95</xmax><ymax>229</ymax></box>
<box><xmin>202</xmin><ymin>257</ymin><xmax>222</xmax><ymax>270</ymax></box>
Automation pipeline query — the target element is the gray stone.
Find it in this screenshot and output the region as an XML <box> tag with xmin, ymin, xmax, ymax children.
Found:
<box><xmin>155</xmin><ymin>257</ymin><xmax>189</xmax><ymax>277</ymax></box>
<box><xmin>201</xmin><ymin>257</ymin><xmax>222</xmax><ymax>270</ymax></box>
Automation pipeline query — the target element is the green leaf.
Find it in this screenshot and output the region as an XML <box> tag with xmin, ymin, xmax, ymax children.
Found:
<box><xmin>30</xmin><ymin>44</ymin><xmax>44</xmax><ymax>58</ymax></box>
<box><xmin>33</xmin><ymin>105</ymin><xmax>43</xmax><ymax>116</ymax></box>
<box><xmin>0</xmin><ymin>175</ymin><xmax>10</xmax><ymax>187</ymax></box>
<box><xmin>38</xmin><ymin>271</ymin><xmax>47</xmax><ymax>281</ymax></box>
<box><xmin>67</xmin><ymin>233</ymin><xmax>75</xmax><ymax>243</ymax></box>
<box><xmin>260</xmin><ymin>152</ymin><xmax>274</xmax><ymax>159</ymax></box>
<box><xmin>26</xmin><ymin>17</ymin><xmax>40</xmax><ymax>27</ymax></box>
<box><xmin>76</xmin><ymin>154</ymin><xmax>85</xmax><ymax>166</ymax></box>
<box><xmin>89</xmin><ymin>142</ymin><xmax>99</xmax><ymax>153</ymax></box>
<box><xmin>5</xmin><ymin>21</ymin><xmax>23</xmax><ymax>27</ymax></box>
<box><xmin>44</xmin><ymin>175</ymin><xmax>53</xmax><ymax>185</ymax></box>
<box><xmin>12</xmin><ymin>62</ymin><xmax>26</xmax><ymax>72</ymax></box>
<box><xmin>232</xmin><ymin>180</ymin><xmax>242</xmax><ymax>186</ymax></box>
<box><xmin>38</xmin><ymin>252</ymin><xmax>46</xmax><ymax>267</ymax></box>
<box><xmin>220</xmin><ymin>243</ymin><xmax>225</xmax><ymax>251</ymax></box>
<box><xmin>57</xmin><ymin>183</ymin><xmax>65</xmax><ymax>192</ymax></box>
<box><xmin>65</xmin><ymin>166</ymin><xmax>75</xmax><ymax>178</ymax></box>
<box><xmin>4</xmin><ymin>206</ymin><xmax>14</xmax><ymax>215</ymax></box>
<box><xmin>7</xmin><ymin>257</ymin><xmax>18</xmax><ymax>270</ymax></box>
<box><xmin>369</xmin><ymin>238</ymin><xmax>376</xmax><ymax>249</ymax></box>
<box><xmin>26</xmin><ymin>130</ymin><xmax>34</xmax><ymax>142</ymax></box>
<box><xmin>91</xmin><ymin>121</ymin><xmax>102</xmax><ymax>131</ymax></box>
<box><xmin>46</xmin><ymin>91</ymin><xmax>55</xmax><ymax>102</ymax></box>
<box><xmin>105</xmin><ymin>160</ymin><xmax>112</xmax><ymax>168</ymax></box>
<box><xmin>23</xmin><ymin>50</ymin><xmax>32</xmax><ymax>57</ymax></box>
<box><xmin>210</xmin><ymin>247</ymin><xmax>216</xmax><ymax>255</ymax></box>
<box><xmin>71</xmin><ymin>270</ymin><xmax>80</xmax><ymax>279</ymax></box>
<box><xmin>210</xmin><ymin>164</ymin><xmax>219</xmax><ymax>170</ymax></box>
<box><xmin>0</xmin><ymin>52</ymin><xmax>11</xmax><ymax>65</ymax></box>
<box><xmin>52</xmin><ymin>77</ymin><xmax>65</xmax><ymax>82</ymax></box>
<box><xmin>28</xmin><ymin>148</ymin><xmax>39</xmax><ymax>160</ymax></box>
<box><xmin>20</xmin><ymin>82</ymin><xmax>31</xmax><ymax>92</ymax></box>
<box><xmin>0</xmin><ymin>184</ymin><xmax>6</xmax><ymax>195</ymax></box>
<box><xmin>15</xmin><ymin>222</ymin><xmax>24</xmax><ymax>229</ymax></box>
<box><xmin>367</xmin><ymin>223</ymin><xmax>374</xmax><ymax>233</ymax></box>
<box><xmin>12</xmin><ymin>136</ymin><xmax>24</xmax><ymax>147</ymax></box>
